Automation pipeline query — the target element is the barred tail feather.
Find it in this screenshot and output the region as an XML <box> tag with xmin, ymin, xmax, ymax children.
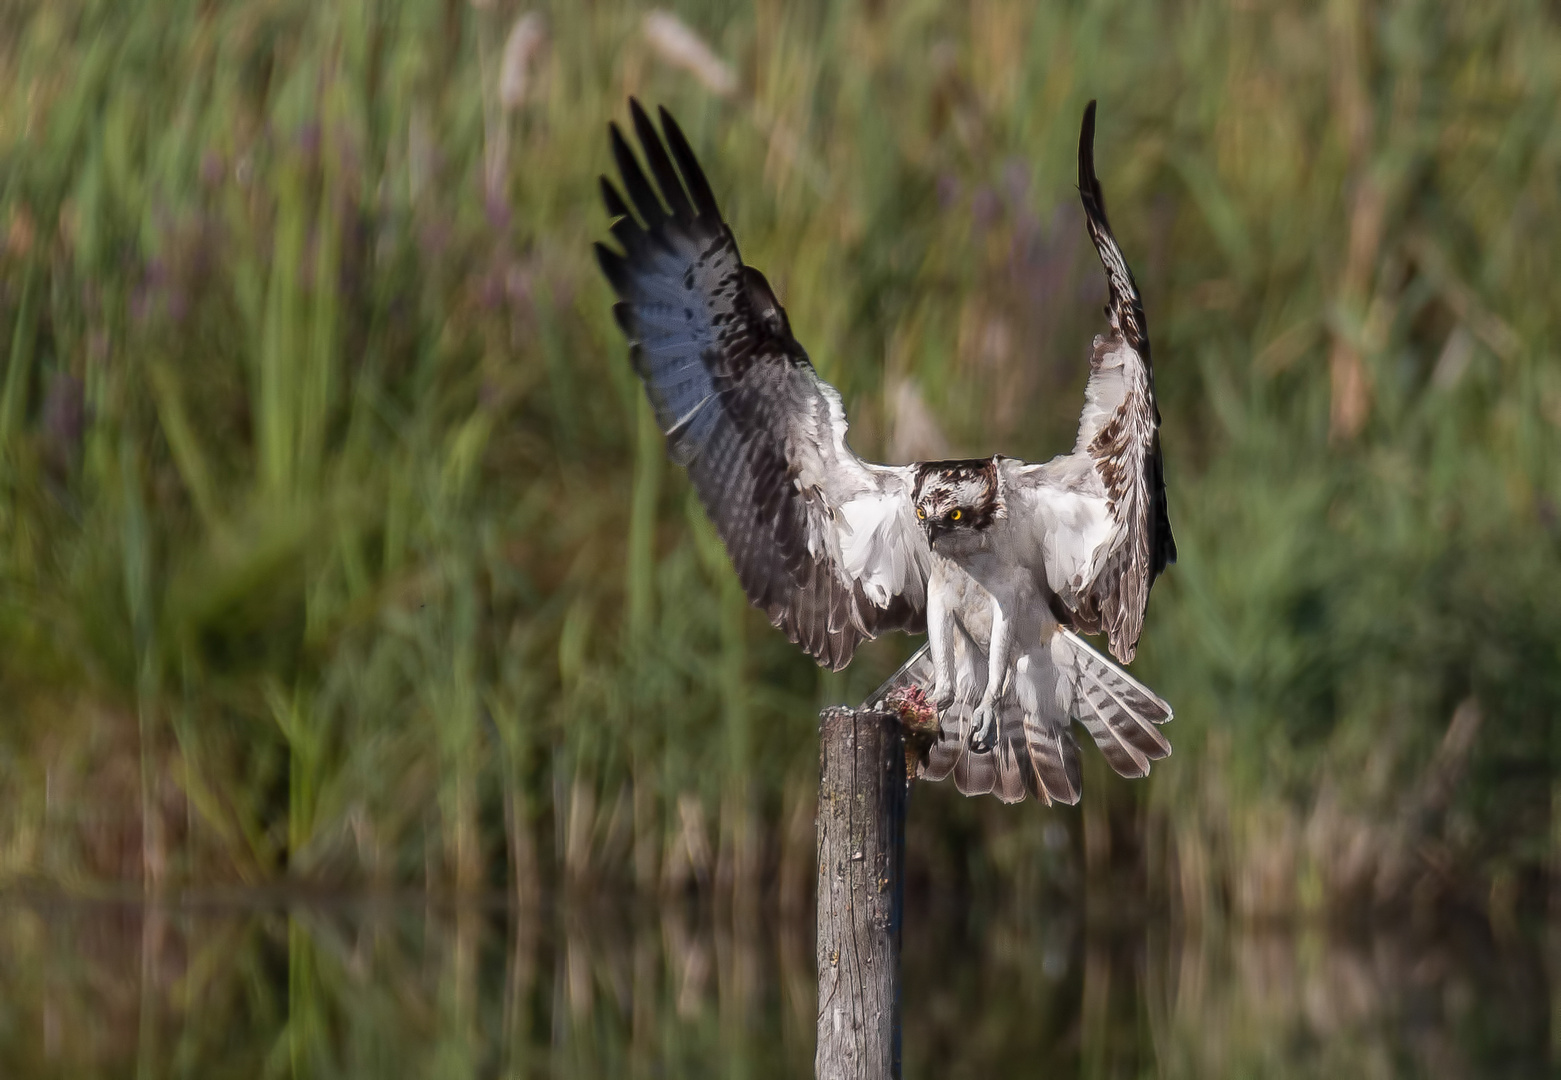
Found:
<box><xmin>1020</xmin><ymin>706</ymin><xmax>1083</xmax><ymax>806</ymax></box>
<box><xmin>899</xmin><ymin>640</ymin><xmax>1031</xmax><ymax>804</ymax></box>
<box><xmin>921</xmin><ymin>680</ymin><xmax>1081</xmax><ymax>806</ymax></box>
<box><xmin>913</xmin><ymin>703</ymin><xmax>1024</xmax><ymax>803</ymax></box>
<box><xmin>1055</xmin><ymin>628</ymin><xmax>1172</xmax><ymax>779</ymax></box>
<box><xmin>867</xmin><ymin>630</ymin><xmax>1170</xmax><ymax>803</ymax></box>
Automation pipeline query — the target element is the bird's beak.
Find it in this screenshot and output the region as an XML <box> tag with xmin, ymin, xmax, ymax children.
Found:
<box><xmin>923</xmin><ymin>520</ymin><xmax>946</xmax><ymax>545</ymax></box>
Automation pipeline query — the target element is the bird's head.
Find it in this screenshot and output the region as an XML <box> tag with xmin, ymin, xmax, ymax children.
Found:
<box><xmin>912</xmin><ymin>459</ymin><xmax>1000</xmax><ymax>553</ymax></box>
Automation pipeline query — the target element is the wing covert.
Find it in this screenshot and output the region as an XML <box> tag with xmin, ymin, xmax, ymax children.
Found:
<box><xmin>596</xmin><ymin>101</ymin><xmax>930</xmax><ymax>669</ymax></box>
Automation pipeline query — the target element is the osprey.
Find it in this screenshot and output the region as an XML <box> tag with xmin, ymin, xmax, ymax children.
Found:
<box><xmin>596</xmin><ymin>100</ymin><xmax>1176</xmax><ymax>804</ymax></box>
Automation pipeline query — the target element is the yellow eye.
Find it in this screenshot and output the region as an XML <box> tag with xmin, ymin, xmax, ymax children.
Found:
<box><xmin>916</xmin><ymin>507</ymin><xmax>925</xmax><ymax>520</ymax></box>
<box><xmin>950</xmin><ymin>509</ymin><xmax>962</xmax><ymax>521</ymax></box>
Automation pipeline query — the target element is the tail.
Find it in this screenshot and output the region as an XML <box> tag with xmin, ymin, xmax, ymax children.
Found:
<box><xmin>921</xmin><ymin>698</ymin><xmax>1058</xmax><ymax>805</ymax></box>
<box><xmin>870</xmin><ymin>642</ymin><xmax>1052</xmax><ymax>805</ymax></box>
<box><xmin>1052</xmin><ymin>628</ymin><xmax>1172</xmax><ymax>778</ymax></box>
<box><xmin>869</xmin><ymin>632</ymin><xmax>1172</xmax><ymax>805</ymax></box>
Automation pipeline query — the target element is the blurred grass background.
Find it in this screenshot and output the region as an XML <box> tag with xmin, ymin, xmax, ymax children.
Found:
<box><xmin>0</xmin><ymin>0</ymin><xmax>1557</xmax><ymax>938</ymax></box>
<box><xmin>1</xmin><ymin>893</ymin><xmax>1543</xmax><ymax>1077</ymax></box>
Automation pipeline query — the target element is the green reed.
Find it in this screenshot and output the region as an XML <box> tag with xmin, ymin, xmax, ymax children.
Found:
<box><xmin>0</xmin><ymin>0</ymin><xmax>1557</xmax><ymax>929</ymax></box>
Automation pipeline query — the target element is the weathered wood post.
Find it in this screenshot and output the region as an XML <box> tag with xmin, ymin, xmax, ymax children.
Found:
<box><xmin>816</xmin><ymin>705</ymin><xmax>906</xmax><ymax>1080</ymax></box>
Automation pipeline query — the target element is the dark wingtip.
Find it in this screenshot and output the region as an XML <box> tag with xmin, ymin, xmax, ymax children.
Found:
<box><xmin>610</xmin><ymin>299</ymin><xmax>636</xmax><ymax>335</ymax></box>
<box><xmin>599</xmin><ymin>175</ymin><xmax>632</xmax><ymax>222</ymax></box>
<box><xmin>630</xmin><ymin>99</ymin><xmax>695</xmax><ymax>220</ymax></box>
<box><xmin>610</xmin><ymin>117</ymin><xmax>669</xmax><ymax>225</ymax></box>
<box><xmin>1078</xmin><ymin>99</ymin><xmax>1104</xmax><ymax>219</ymax></box>
<box><xmin>657</xmin><ymin>105</ymin><xmax>688</xmax><ymax>149</ymax></box>
<box><xmin>657</xmin><ymin>105</ymin><xmax>721</xmax><ymax>220</ymax></box>
<box><xmin>607</xmin><ymin>121</ymin><xmax>633</xmax><ymax>180</ymax></box>
<box><xmin>594</xmin><ymin>242</ymin><xmax>630</xmax><ymax>293</ymax></box>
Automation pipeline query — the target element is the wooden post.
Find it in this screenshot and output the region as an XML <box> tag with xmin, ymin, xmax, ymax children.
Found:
<box><xmin>815</xmin><ymin>706</ymin><xmax>905</xmax><ymax>1080</ymax></box>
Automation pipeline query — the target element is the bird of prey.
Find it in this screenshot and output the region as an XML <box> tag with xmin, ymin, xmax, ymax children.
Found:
<box><xmin>596</xmin><ymin>99</ymin><xmax>1175</xmax><ymax>804</ymax></box>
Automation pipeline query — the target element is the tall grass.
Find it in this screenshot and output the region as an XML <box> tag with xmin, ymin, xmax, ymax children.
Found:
<box><xmin>0</xmin><ymin>0</ymin><xmax>1557</xmax><ymax>924</ymax></box>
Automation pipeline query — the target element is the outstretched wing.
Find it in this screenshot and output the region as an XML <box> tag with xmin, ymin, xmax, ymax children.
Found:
<box><xmin>1007</xmin><ymin>100</ymin><xmax>1176</xmax><ymax>664</ymax></box>
<box><xmin>595</xmin><ymin>101</ymin><xmax>930</xmax><ymax>670</ymax></box>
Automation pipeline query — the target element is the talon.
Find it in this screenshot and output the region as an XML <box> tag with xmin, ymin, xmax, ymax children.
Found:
<box><xmin>969</xmin><ymin>701</ymin><xmax>999</xmax><ymax>752</ymax></box>
<box><xmin>930</xmin><ymin>684</ymin><xmax>956</xmax><ymax>711</ymax></box>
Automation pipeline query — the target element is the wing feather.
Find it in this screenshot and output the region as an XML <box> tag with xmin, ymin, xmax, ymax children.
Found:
<box><xmin>631</xmin><ymin>104</ymin><xmax>696</xmax><ymax>221</ymax></box>
<box><xmin>599</xmin><ymin>177</ymin><xmax>634</xmax><ymax>226</ymax></box>
<box><xmin>609</xmin><ymin>120</ymin><xmax>669</xmax><ymax>227</ymax></box>
<box><xmin>656</xmin><ymin>104</ymin><xmax>722</xmax><ymax>219</ymax></box>
<box><xmin>598</xmin><ymin>100</ymin><xmax>930</xmax><ymax>669</ymax></box>
<box><xmin>1020</xmin><ymin>710</ymin><xmax>1083</xmax><ymax>806</ymax></box>
<box><xmin>1006</xmin><ymin>101</ymin><xmax>1175</xmax><ymax>664</ymax></box>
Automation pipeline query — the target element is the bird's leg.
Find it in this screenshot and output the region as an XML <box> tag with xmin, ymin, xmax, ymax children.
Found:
<box><xmin>927</xmin><ymin>587</ymin><xmax>957</xmax><ymax>711</ymax></box>
<box><xmin>970</xmin><ymin>601</ymin><xmax>1011</xmax><ymax>751</ymax></box>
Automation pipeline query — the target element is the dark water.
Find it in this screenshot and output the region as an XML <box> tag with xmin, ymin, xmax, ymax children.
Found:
<box><xmin>0</xmin><ymin>890</ymin><xmax>1551</xmax><ymax>1078</ymax></box>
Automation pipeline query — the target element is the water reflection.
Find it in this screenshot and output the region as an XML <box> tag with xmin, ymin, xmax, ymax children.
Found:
<box><xmin>0</xmin><ymin>892</ymin><xmax>1548</xmax><ymax>1077</ymax></box>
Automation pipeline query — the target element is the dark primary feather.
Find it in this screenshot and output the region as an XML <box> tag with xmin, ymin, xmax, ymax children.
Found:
<box><xmin>596</xmin><ymin>100</ymin><xmax>926</xmax><ymax>669</ymax></box>
<box><xmin>1078</xmin><ymin>102</ymin><xmax>1147</xmax><ymax>354</ymax></box>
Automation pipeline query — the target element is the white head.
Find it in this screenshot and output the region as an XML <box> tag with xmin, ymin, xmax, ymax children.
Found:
<box><xmin>912</xmin><ymin>458</ymin><xmax>1001</xmax><ymax>555</ymax></box>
